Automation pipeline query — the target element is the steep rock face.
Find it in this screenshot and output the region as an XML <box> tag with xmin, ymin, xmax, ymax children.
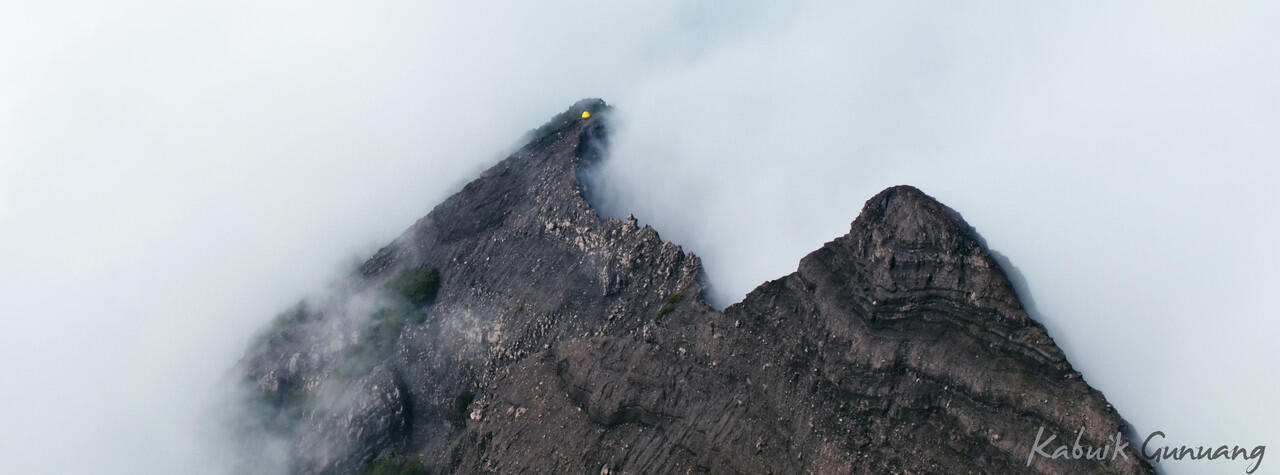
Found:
<box><xmin>238</xmin><ymin>100</ymin><xmax>1151</xmax><ymax>474</ymax></box>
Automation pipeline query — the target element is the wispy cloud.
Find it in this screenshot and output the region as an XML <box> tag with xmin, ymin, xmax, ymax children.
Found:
<box><xmin>0</xmin><ymin>2</ymin><xmax>1275</xmax><ymax>474</ymax></box>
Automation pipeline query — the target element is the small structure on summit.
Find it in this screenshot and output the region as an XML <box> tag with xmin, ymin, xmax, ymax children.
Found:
<box><xmin>580</xmin><ymin>110</ymin><xmax>591</xmax><ymax>119</ymax></box>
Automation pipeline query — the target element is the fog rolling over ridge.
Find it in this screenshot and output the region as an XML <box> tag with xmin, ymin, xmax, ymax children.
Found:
<box><xmin>595</xmin><ymin>0</ymin><xmax>1280</xmax><ymax>457</ymax></box>
<box><xmin>0</xmin><ymin>1</ymin><xmax>1277</xmax><ymax>474</ymax></box>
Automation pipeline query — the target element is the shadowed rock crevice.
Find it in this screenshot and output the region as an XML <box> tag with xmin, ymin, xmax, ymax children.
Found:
<box><xmin>237</xmin><ymin>100</ymin><xmax>1152</xmax><ymax>474</ymax></box>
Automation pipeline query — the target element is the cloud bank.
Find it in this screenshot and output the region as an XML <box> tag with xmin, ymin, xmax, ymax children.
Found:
<box><xmin>1</xmin><ymin>1</ymin><xmax>1275</xmax><ymax>474</ymax></box>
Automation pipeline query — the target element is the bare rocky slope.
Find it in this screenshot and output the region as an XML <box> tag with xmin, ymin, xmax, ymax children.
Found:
<box><xmin>237</xmin><ymin>99</ymin><xmax>1153</xmax><ymax>474</ymax></box>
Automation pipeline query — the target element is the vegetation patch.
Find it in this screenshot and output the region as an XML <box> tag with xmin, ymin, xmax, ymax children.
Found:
<box><xmin>360</xmin><ymin>459</ymin><xmax>428</xmax><ymax>475</ymax></box>
<box><xmin>336</xmin><ymin>267</ymin><xmax>440</xmax><ymax>379</ymax></box>
<box><xmin>250</xmin><ymin>267</ymin><xmax>444</xmax><ymax>426</ymax></box>
<box><xmin>390</xmin><ymin>266</ymin><xmax>440</xmax><ymax>306</ymax></box>
<box><xmin>248</xmin><ymin>301</ymin><xmax>310</xmax><ymax>352</ymax></box>
<box><xmin>336</xmin><ymin>308</ymin><xmax>410</xmax><ymax>379</ymax></box>
<box><xmin>525</xmin><ymin>98</ymin><xmax>609</xmax><ymax>143</ymax></box>
<box><xmin>454</xmin><ymin>390</ymin><xmax>476</xmax><ymax>416</ymax></box>
<box><xmin>654</xmin><ymin>293</ymin><xmax>685</xmax><ymax>322</ymax></box>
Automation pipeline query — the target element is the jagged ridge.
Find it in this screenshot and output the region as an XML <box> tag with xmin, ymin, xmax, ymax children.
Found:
<box><xmin>238</xmin><ymin>100</ymin><xmax>1152</xmax><ymax>474</ymax></box>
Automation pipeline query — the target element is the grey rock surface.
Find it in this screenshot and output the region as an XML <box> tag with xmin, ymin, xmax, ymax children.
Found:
<box><xmin>237</xmin><ymin>99</ymin><xmax>1152</xmax><ymax>474</ymax></box>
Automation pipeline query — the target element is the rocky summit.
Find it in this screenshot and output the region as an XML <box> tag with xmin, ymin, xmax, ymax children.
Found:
<box><xmin>237</xmin><ymin>99</ymin><xmax>1153</xmax><ymax>474</ymax></box>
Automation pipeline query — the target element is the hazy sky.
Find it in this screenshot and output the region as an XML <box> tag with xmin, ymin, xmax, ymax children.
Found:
<box><xmin>1</xmin><ymin>2</ymin><xmax>1276</xmax><ymax>474</ymax></box>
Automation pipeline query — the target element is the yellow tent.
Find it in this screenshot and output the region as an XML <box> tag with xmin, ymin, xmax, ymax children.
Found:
<box><xmin>580</xmin><ymin>110</ymin><xmax>591</xmax><ymax>119</ymax></box>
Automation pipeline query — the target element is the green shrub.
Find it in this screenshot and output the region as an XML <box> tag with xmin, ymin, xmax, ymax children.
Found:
<box><xmin>336</xmin><ymin>306</ymin><xmax>417</xmax><ymax>379</ymax></box>
<box><xmin>361</xmin><ymin>459</ymin><xmax>428</xmax><ymax>475</ymax></box>
<box><xmin>525</xmin><ymin>98</ymin><xmax>609</xmax><ymax>143</ymax></box>
<box><xmin>391</xmin><ymin>267</ymin><xmax>440</xmax><ymax>306</ymax></box>
<box><xmin>336</xmin><ymin>267</ymin><xmax>440</xmax><ymax>379</ymax></box>
<box><xmin>454</xmin><ymin>390</ymin><xmax>476</xmax><ymax>416</ymax></box>
<box><xmin>654</xmin><ymin>293</ymin><xmax>685</xmax><ymax>322</ymax></box>
<box><xmin>247</xmin><ymin>301</ymin><xmax>309</xmax><ymax>354</ymax></box>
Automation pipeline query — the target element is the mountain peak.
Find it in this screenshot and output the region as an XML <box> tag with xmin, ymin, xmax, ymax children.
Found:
<box><xmin>237</xmin><ymin>102</ymin><xmax>1151</xmax><ymax>474</ymax></box>
<box><xmin>855</xmin><ymin>184</ymin><xmax>981</xmax><ymax>252</ymax></box>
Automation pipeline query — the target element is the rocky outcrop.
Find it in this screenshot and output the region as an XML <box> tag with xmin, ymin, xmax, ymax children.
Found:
<box><xmin>236</xmin><ymin>99</ymin><xmax>1152</xmax><ymax>474</ymax></box>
